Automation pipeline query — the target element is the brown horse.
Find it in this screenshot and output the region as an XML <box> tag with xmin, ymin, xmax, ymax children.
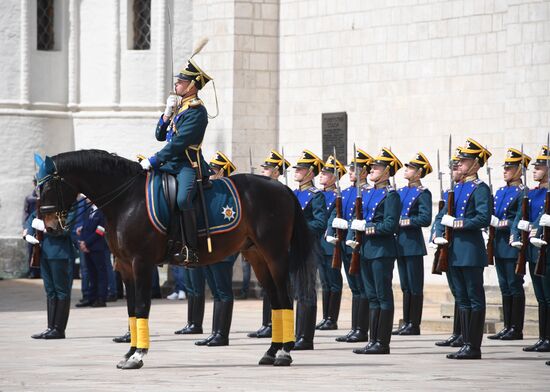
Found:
<box><xmin>37</xmin><ymin>149</ymin><xmax>314</xmax><ymax>369</ymax></box>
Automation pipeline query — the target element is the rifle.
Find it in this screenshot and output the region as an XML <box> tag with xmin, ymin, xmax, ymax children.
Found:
<box><xmin>431</xmin><ymin>149</ymin><xmax>444</xmax><ymax>275</ymax></box>
<box><xmin>331</xmin><ymin>147</ymin><xmax>343</xmax><ymax>270</ymax></box>
<box><xmin>486</xmin><ymin>160</ymin><xmax>495</xmax><ymax>266</ymax></box>
<box><xmin>349</xmin><ymin>144</ymin><xmax>362</xmax><ymax>275</ymax></box>
<box><xmin>535</xmin><ymin>133</ymin><xmax>550</xmax><ymax>277</ymax></box>
<box><xmin>435</xmin><ymin>135</ymin><xmax>454</xmax><ymax>273</ymax></box>
<box><xmin>248</xmin><ymin>147</ymin><xmax>255</xmax><ymax>174</ymax></box>
<box><xmin>30</xmin><ymin>194</ymin><xmax>42</xmax><ymax>268</ymax></box>
<box><xmin>515</xmin><ymin>143</ymin><xmax>529</xmax><ymax>275</ymax></box>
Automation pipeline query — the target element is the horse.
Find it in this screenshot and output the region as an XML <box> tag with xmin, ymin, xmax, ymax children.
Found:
<box><xmin>37</xmin><ymin>149</ymin><xmax>314</xmax><ymax>369</ymax></box>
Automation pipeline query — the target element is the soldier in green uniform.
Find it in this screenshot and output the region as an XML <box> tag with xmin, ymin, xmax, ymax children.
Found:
<box><xmin>351</xmin><ymin>147</ymin><xmax>402</xmax><ymax>355</ymax></box>
<box><xmin>293</xmin><ymin>150</ymin><xmax>327</xmax><ymax>350</ymax></box>
<box><xmin>393</xmin><ymin>153</ymin><xmax>433</xmax><ymax>336</ymax></box>
<box><xmin>434</xmin><ymin>138</ymin><xmax>492</xmax><ymax>360</ymax></box>
<box><xmin>487</xmin><ymin>148</ymin><xmax>530</xmax><ymax>341</ymax></box>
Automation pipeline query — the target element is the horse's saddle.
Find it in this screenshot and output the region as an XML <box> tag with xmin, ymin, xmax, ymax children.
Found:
<box><xmin>145</xmin><ymin>171</ymin><xmax>241</xmax><ymax>237</ymax></box>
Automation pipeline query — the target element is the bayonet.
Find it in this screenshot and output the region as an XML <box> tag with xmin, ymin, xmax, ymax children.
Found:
<box><xmin>281</xmin><ymin>146</ymin><xmax>288</xmax><ymax>186</ymax></box>
<box><xmin>437</xmin><ymin>149</ymin><xmax>443</xmax><ymax>200</ymax></box>
<box><xmin>333</xmin><ymin>147</ymin><xmax>341</xmax><ymax>197</ymax></box>
<box><xmin>248</xmin><ymin>147</ymin><xmax>255</xmax><ymax>174</ymax></box>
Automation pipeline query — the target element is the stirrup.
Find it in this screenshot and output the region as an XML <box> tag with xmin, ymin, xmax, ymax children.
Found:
<box><xmin>175</xmin><ymin>245</ymin><xmax>199</xmax><ymax>265</ymax></box>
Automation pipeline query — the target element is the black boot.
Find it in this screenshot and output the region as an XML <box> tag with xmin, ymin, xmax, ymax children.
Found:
<box><xmin>524</xmin><ymin>303</ymin><xmax>546</xmax><ymax>351</ymax></box>
<box><xmin>44</xmin><ymin>298</ymin><xmax>70</xmax><ymax>339</ymax></box>
<box><xmin>436</xmin><ymin>302</ymin><xmax>461</xmax><ymax>347</ymax></box>
<box><xmin>447</xmin><ymin>308</ymin><xmax>471</xmax><ymax>359</ymax></box>
<box><xmin>535</xmin><ymin>305</ymin><xmax>550</xmax><ymax>352</ymax></box>
<box><xmin>196</xmin><ymin>300</ymin><xmax>220</xmax><ymax>346</ymax></box>
<box><xmin>363</xmin><ymin>309</ymin><xmax>393</xmax><ymax>354</ymax></box>
<box><xmin>488</xmin><ymin>296</ymin><xmax>512</xmax><ymax>340</ymax></box>
<box><xmin>175</xmin><ymin>296</ymin><xmax>204</xmax><ymax>334</ymax></box>
<box><xmin>501</xmin><ymin>294</ymin><xmax>524</xmax><ymax>340</ymax></box>
<box><xmin>320</xmin><ymin>291</ymin><xmax>341</xmax><ymax>330</ymax></box>
<box><xmin>454</xmin><ymin>308</ymin><xmax>484</xmax><ymax>360</ymax></box>
<box><xmin>294</xmin><ymin>302</ymin><xmax>316</xmax><ymax>350</ymax></box>
<box><xmin>347</xmin><ymin>298</ymin><xmax>369</xmax><ymax>342</ymax></box>
<box><xmin>32</xmin><ymin>297</ymin><xmax>56</xmax><ymax>339</ymax></box>
<box><xmin>400</xmin><ymin>294</ymin><xmax>422</xmax><ymax>335</ymax></box>
<box><xmin>353</xmin><ymin>307</ymin><xmax>380</xmax><ymax>354</ymax></box>
<box><xmin>176</xmin><ymin>209</ymin><xmax>199</xmax><ymax>265</ymax></box>
<box><xmin>393</xmin><ymin>292</ymin><xmax>410</xmax><ymax>335</ymax></box>
<box><xmin>336</xmin><ymin>296</ymin><xmax>359</xmax><ymax>342</ymax></box>
<box><xmin>207</xmin><ymin>301</ymin><xmax>234</xmax><ymax>346</ymax></box>
<box><xmin>248</xmin><ymin>296</ymin><xmax>272</xmax><ymax>338</ymax></box>
<box><xmin>316</xmin><ymin>291</ymin><xmax>330</xmax><ymax>329</ymax></box>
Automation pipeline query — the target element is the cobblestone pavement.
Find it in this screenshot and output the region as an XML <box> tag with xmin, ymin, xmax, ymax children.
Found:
<box><xmin>0</xmin><ymin>279</ymin><xmax>548</xmax><ymax>391</ymax></box>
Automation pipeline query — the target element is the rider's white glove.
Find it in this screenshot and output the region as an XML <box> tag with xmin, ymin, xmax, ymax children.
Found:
<box><xmin>441</xmin><ymin>214</ymin><xmax>455</xmax><ymax>228</ymax></box>
<box><xmin>351</xmin><ymin>219</ymin><xmax>367</xmax><ymax>232</ymax></box>
<box><xmin>490</xmin><ymin>215</ymin><xmax>500</xmax><ymax>228</ymax></box>
<box><xmin>140</xmin><ymin>159</ymin><xmax>152</xmax><ymax>171</ymax></box>
<box><xmin>326</xmin><ymin>235</ymin><xmax>338</xmax><ymax>245</ymax></box>
<box><xmin>510</xmin><ymin>241</ymin><xmax>523</xmax><ymax>249</ymax></box>
<box><xmin>539</xmin><ymin>214</ymin><xmax>550</xmax><ymax>227</ymax></box>
<box><xmin>164</xmin><ymin>95</ymin><xmax>178</xmax><ymax>118</ymax></box>
<box><xmin>530</xmin><ymin>238</ymin><xmax>548</xmax><ymax>248</ymax></box>
<box><xmin>517</xmin><ymin>220</ymin><xmax>531</xmax><ymax>232</ymax></box>
<box><xmin>31</xmin><ymin>218</ymin><xmax>45</xmax><ymax>232</ymax></box>
<box><xmin>332</xmin><ymin>218</ymin><xmax>349</xmax><ymax>230</ymax></box>
<box><xmin>433</xmin><ymin>237</ymin><xmax>448</xmax><ymax>245</ymax></box>
<box><xmin>24</xmin><ymin>235</ymin><xmax>39</xmax><ymax>245</ymax></box>
<box><xmin>346</xmin><ymin>239</ymin><xmax>359</xmax><ymax>249</ymax></box>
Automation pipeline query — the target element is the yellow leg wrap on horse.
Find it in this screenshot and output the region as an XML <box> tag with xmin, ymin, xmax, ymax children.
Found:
<box><xmin>129</xmin><ymin>317</ymin><xmax>137</xmax><ymax>347</ymax></box>
<box><xmin>282</xmin><ymin>309</ymin><xmax>295</xmax><ymax>343</ymax></box>
<box><xmin>136</xmin><ymin>318</ymin><xmax>150</xmax><ymax>349</ymax></box>
<box><xmin>271</xmin><ymin>310</ymin><xmax>283</xmax><ymax>343</ymax></box>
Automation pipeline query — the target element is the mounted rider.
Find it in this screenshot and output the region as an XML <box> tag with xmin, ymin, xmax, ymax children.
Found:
<box><xmin>140</xmin><ymin>43</ymin><xmax>213</xmax><ymax>265</ymax></box>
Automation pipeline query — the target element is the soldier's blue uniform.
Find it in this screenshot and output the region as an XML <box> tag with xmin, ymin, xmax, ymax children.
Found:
<box><xmin>352</xmin><ymin>147</ymin><xmax>401</xmax><ymax>355</ymax></box>
<box><xmin>434</xmin><ymin>138</ymin><xmax>492</xmax><ymax>360</ymax></box>
<box><xmin>512</xmin><ymin>145</ymin><xmax>550</xmax><ymax>352</ymax></box>
<box><xmin>394</xmin><ymin>152</ymin><xmax>433</xmax><ymax>336</ymax></box>
<box><xmin>292</xmin><ymin>150</ymin><xmax>326</xmax><ymax>350</ymax></box>
<box><xmin>487</xmin><ymin>148</ymin><xmax>530</xmax><ymax>341</ymax></box>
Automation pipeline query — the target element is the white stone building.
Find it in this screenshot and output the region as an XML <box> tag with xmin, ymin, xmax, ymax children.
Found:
<box><xmin>1</xmin><ymin>0</ymin><xmax>549</xmax><ymax>284</ymax></box>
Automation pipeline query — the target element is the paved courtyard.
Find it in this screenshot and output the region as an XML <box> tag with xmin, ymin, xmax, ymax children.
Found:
<box><xmin>0</xmin><ymin>279</ymin><xmax>548</xmax><ymax>391</ymax></box>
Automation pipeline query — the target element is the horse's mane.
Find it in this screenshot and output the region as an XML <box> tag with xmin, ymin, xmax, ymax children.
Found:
<box><xmin>53</xmin><ymin>149</ymin><xmax>143</xmax><ymax>177</ymax></box>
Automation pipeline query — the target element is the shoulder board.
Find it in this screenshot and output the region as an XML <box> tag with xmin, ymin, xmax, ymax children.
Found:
<box><xmin>308</xmin><ymin>187</ymin><xmax>320</xmax><ymax>193</ymax></box>
<box><xmin>188</xmin><ymin>98</ymin><xmax>203</xmax><ymax>108</ymax></box>
<box><xmin>418</xmin><ymin>186</ymin><xmax>426</xmax><ymax>191</ymax></box>
<box><xmin>518</xmin><ymin>184</ymin><xmax>525</xmax><ymax>190</ymax></box>
<box><xmin>362</xmin><ymin>184</ymin><xmax>373</xmax><ymax>190</ymax></box>
<box><xmin>386</xmin><ymin>185</ymin><xmax>395</xmax><ymax>192</ymax></box>
<box><xmin>473</xmin><ymin>179</ymin><xmax>483</xmax><ymax>185</ymax></box>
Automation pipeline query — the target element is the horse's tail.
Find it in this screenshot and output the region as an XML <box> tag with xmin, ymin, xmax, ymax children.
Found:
<box><xmin>288</xmin><ymin>189</ymin><xmax>316</xmax><ymax>300</ymax></box>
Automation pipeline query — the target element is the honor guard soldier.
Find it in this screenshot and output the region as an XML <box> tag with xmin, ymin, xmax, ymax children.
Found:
<box><xmin>194</xmin><ymin>152</ymin><xmax>238</xmax><ymax>347</ymax></box>
<box><xmin>512</xmin><ymin>145</ymin><xmax>550</xmax><ymax>353</ymax></box>
<box><xmin>293</xmin><ymin>149</ymin><xmax>327</xmax><ymax>350</ymax></box>
<box><xmin>350</xmin><ymin>147</ymin><xmax>402</xmax><ymax>355</ymax></box>
<box><xmin>247</xmin><ymin>150</ymin><xmax>291</xmax><ymax>339</ymax></box>
<box><xmin>487</xmin><ymin>148</ymin><xmax>530</xmax><ymax>341</ymax></box>
<box><xmin>433</xmin><ymin>150</ymin><xmax>466</xmax><ymax>348</ymax></box>
<box><xmin>434</xmin><ymin>138</ymin><xmax>492</xmax><ymax>360</ymax></box>
<box><xmin>316</xmin><ymin>155</ymin><xmax>347</xmax><ymax>330</ymax></box>
<box><xmin>141</xmin><ymin>50</ymin><xmax>213</xmax><ymax>265</ymax></box>
<box><xmin>328</xmin><ymin>149</ymin><xmax>373</xmax><ymax>343</ymax></box>
<box><xmin>393</xmin><ymin>153</ymin><xmax>433</xmax><ymax>336</ymax></box>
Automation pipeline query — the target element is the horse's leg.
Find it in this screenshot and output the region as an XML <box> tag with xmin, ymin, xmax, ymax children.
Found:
<box><xmin>116</xmin><ymin>278</ymin><xmax>137</xmax><ymax>368</ymax></box>
<box><xmin>121</xmin><ymin>259</ymin><xmax>153</xmax><ymax>370</ymax></box>
<box><xmin>242</xmin><ymin>249</ymin><xmax>281</xmax><ymax>365</ymax></box>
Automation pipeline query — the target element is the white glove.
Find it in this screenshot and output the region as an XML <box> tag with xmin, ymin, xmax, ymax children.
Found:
<box><xmin>482</xmin><ymin>230</ymin><xmax>489</xmax><ymax>244</ymax></box>
<box><xmin>517</xmin><ymin>220</ymin><xmax>530</xmax><ymax>232</ymax></box>
<box><xmin>326</xmin><ymin>235</ymin><xmax>338</xmax><ymax>245</ymax></box>
<box><xmin>428</xmin><ymin>242</ymin><xmax>438</xmax><ymax>249</ymax></box>
<box><xmin>31</xmin><ymin>218</ymin><xmax>45</xmax><ymax>232</ymax></box>
<box><xmin>530</xmin><ymin>237</ymin><xmax>548</xmax><ymax>248</ymax></box>
<box><xmin>433</xmin><ymin>237</ymin><xmax>448</xmax><ymax>245</ymax></box>
<box><xmin>140</xmin><ymin>159</ymin><xmax>152</xmax><ymax>171</ymax></box>
<box><xmin>346</xmin><ymin>239</ymin><xmax>359</xmax><ymax>249</ymax></box>
<box><xmin>441</xmin><ymin>214</ymin><xmax>455</xmax><ymax>228</ymax></box>
<box><xmin>490</xmin><ymin>215</ymin><xmax>500</xmax><ymax>228</ymax></box>
<box><xmin>510</xmin><ymin>241</ymin><xmax>523</xmax><ymax>249</ymax></box>
<box><xmin>332</xmin><ymin>217</ymin><xmax>349</xmax><ymax>230</ymax></box>
<box><xmin>540</xmin><ymin>214</ymin><xmax>550</xmax><ymax>227</ymax></box>
<box><xmin>24</xmin><ymin>235</ymin><xmax>39</xmax><ymax>245</ymax></box>
<box><xmin>351</xmin><ymin>219</ymin><xmax>367</xmax><ymax>231</ymax></box>
<box><xmin>164</xmin><ymin>95</ymin><xmax>178</xmax><ymax>118</ymax></box>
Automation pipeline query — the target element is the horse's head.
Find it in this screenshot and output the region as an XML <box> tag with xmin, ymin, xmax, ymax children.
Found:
<box><xmin>36</xmin><ymin>156</ymin><xmax>79</xmax><ymax>234</ymax></box>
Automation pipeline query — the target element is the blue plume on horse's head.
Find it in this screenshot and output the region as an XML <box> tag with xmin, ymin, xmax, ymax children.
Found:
<box><xmin>34</xmin><ymin>153</ymin><xmax>44</xmax><ymax>168</ymax></box>
<box><xmin>36</xmin><ymin>155</ymin><xmax>56</xmax><ymax>185</ymax></box>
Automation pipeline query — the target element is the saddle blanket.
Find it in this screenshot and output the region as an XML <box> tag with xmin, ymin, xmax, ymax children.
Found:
<box><xmin>145</xmin><ymin>171</ymin><xmax>242</xmax><ymax>236</ymax></box>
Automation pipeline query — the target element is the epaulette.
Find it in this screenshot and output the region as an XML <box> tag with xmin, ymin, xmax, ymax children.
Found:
<box><xmin>188</xmin><ymin>98</ymin><xmax>203</xmax><ymax>108</ymax></box>
<box><xmin>473</xmin><ymin>178</ymin><xmax>483</xmax><ymax>185</ymax></box>
<box><xmin>309</xmin><ymin>187</ymin><xmax>320</xmax><ymax>193</ymax></box>
<box><xmin>386</xmin><ymin>185</ymin><xmax>395</xmax><ymax>192</ymax></box>
<box><xmin>418</xmin><ymin>185</ymin><xmax>426</xmax><ymax>191</ymax></box>
<box><xmin>518</xmin><ymin>184</ymin><xmax>526</xmax><ymax>190</ymax></box>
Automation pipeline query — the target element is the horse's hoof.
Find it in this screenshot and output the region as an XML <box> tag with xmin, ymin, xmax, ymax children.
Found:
<box><xmin>120</xmin><ymin>359</ymin><xmax>143</xmax><ymax>370</ymax></box>
<box><xmin>273</xmin><ymin>350</ymin><xmax>292</xmax><ymax>367</ymax></box>
<box><xmin>258</xmin><ymin>352</ymin><xmax>276</xmax><ymax>365</ymax></box>
<box><xmin>116</xmin><ymin>358</ymin><xmax>128</xmax><ymax>369</ymax></box>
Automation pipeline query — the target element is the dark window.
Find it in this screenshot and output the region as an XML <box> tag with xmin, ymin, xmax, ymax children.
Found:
<box><xmin>132</xmin><ymin>0</ymin><xmax>151</xmax><ymax>50</ymax></box>
<box><xmin>37</xmin><ymin>0</ymin><xmax>55</xmax><ymax>51</ymax></box>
